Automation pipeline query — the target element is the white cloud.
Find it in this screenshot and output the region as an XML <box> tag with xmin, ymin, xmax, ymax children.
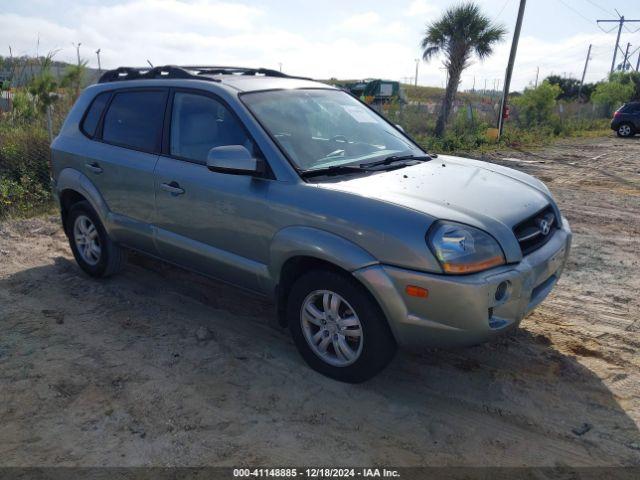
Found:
<box><xmin>405</xmin><ymin>0</ymin><xmax>438</xmax><ymax>18</ymax></box>
<box><xmin>339</xmin><ymin>12</ymin><xmax>381</xmax><ymax>31</ymax></box>
<box><xmin>0</xmin><ymin>0</ymin><xmax>625</xmax><ymax>90</ymax></box>
<box><xmin>449</xmin><ymin>32</ymin><xmax>623</xmax><ymax>91</ymax></box>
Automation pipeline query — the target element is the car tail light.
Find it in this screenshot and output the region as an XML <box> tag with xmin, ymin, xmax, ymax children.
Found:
<box><xmin>614</xmin><ymin>111</ymin><xmax>621</xmax><ymax>118</ymax></box>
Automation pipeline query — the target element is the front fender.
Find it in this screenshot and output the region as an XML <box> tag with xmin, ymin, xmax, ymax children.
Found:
<box><xmin>268</xmin><ymin>226</ymin><xmax>379</xmax><ymax>287</ymax></box>
<box><xmin>55</xmin><ymin>168</ymin><xmax>111</xmax><ymax>228</ymax></box>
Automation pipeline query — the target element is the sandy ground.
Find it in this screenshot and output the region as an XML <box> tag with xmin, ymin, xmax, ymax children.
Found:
<box><xmin>0</xmin><ymin>134</ymin><xmax>639</xmax><ymax>467</ymax></box>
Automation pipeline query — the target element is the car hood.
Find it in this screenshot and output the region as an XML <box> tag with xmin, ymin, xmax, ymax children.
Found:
<box><xmin>314</xmin><ymin>155</ymin><xmax>555</xmax><ymax>231</ymax></box>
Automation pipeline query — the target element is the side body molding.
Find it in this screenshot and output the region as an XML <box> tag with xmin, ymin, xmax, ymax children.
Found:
<box><xmin>268</xmin><ymin>226</ymin><xmax>379</xmax><ymax>293</ymax></box>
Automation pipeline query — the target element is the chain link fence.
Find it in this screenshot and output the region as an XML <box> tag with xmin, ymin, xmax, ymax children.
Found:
<box><xmin>0</xmin><ymin>89</ymin><xmax>73</xmax><ymax>218</ymax></box>
<box><xmin>370</xmin><ymin>95</ymin><xmax>610</xmax><ymax>152</ymax></box>
<box><xmin>0</xmin><ymin>74</ymin><xmax>612</xmax><ymax>218</ymax></box>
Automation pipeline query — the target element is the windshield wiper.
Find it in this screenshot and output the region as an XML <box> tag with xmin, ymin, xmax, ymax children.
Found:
<box><xmin>360</xmin><ymin>154</ymin><xmax>431</xmax><ymax>168</ymax></box>
<box><xmin>300</xmin><ymin>164</ymin><xmax>369</xmax><ymax>178</ymax></box>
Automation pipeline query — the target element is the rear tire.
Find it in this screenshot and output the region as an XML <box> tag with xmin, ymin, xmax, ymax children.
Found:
<box><xmin>287</xmin><ymin>270</ymin><xmax>396</xmax><ymax>383</ymax></box>
<box><xmin>616</xmin><ymin>123</ymin><xmax>635</xmax><ymax>137</ymax></box>
<box><xmin>65</xmin><ymin>201</ymin><xmax>126</xmax><ymax>278</ymax></box>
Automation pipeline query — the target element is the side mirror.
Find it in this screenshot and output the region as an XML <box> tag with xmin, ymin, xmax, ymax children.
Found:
<box><xmin>206</xmin><ymin>145</ymin><xmax>264</xmax><ymax>176</ymax></box>
<box><xmin>395</xmin><ymin>124</ymin><xmax>405</xmax><ymax>133</ymax></box>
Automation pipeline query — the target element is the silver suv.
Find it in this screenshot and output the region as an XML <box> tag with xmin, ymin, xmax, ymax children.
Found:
<box><xmin>51</xmin><ymin>66</ymin><xmax>572</xmax><ymax>382</ymax></box>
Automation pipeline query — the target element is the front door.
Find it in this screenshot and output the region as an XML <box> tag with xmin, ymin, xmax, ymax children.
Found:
<box><xmin>153</xmin><ymin>90</ymin><xmax>272</xmax><ymax>293</ymax></box>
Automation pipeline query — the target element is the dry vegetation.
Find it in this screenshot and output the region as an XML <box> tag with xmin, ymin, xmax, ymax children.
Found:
<box><xmin>0</xmin><ymin>135</ymin><xmax>638</xmax><ymax>467</ymax></box>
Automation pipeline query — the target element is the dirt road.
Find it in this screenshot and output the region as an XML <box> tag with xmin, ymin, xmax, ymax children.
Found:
<box><xmin>1</xmin><ymin>135</ymin><xmax>639</xmax><ymax>467</ymax></box>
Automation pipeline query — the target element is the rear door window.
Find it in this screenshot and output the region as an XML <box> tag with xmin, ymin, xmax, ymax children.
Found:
<box><xmin>81</xmin><ymin>92</ymin><xmax>111</xmax><ymax>138</ymax></box>
<box><xmin>102</xmin><ymin>90</ymin><xmax>167</xmax><ymax>153</ymax></box>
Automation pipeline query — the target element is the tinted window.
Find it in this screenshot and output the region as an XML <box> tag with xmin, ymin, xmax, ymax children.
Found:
<box><xmin>622</xmin><ymin>103</ymin><xmax>640</xmax><ymax>113</ymax></box>
<box><xmin>170</xmin><ymin>92</ymin><xmax>254</xmax><ymax>162</ymax></box>
<box><xmin>81</xmin><ymin>92</ymin><xmax>110</xmax><ymax>138</ymax></box>
<box><xmin>102</xmin><ymin>90</ymin><xmax>167</xmax><ymax>152</ymax></box>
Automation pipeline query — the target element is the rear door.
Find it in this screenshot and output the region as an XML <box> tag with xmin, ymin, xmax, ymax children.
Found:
<box><xmin>629</xmin><ymin>103</ymin><xmax>640</xmax><ymax>129</ymax></box>
<box><xmin>153</xmin><ymin>89</ymin><xmax>272</xmax><ymax>292</ymax></box>
<box><xmin>93</xmin><ymin>88</ymin><xmax>168</xmax><ymax>252</ymax></box>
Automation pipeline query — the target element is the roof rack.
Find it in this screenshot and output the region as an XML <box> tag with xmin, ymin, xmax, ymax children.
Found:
<box><xmin>98</xmin><ymin>65</ymin><xmax>311</xmax><ymax>84</ymax></box>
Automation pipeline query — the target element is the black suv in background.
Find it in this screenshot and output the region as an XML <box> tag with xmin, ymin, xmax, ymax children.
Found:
<box><xmin>611</xmin><ymin>102</ymin><xmax>640</xmax><ymax>137</ymax></box>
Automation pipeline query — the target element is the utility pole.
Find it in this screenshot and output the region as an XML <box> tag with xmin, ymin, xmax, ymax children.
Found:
<box><xmin>597</xmin><ymin>14</ymin><xmax>640</xmax><ymax>75</ymax></box>
<box><xmin>578</xmin><ymin>44</ymin><xmax>592</xmax><ymax>100</ymax></box>
<box><xmin>278</xmin><ymin>62</ymin><xmax>282</xmax><ymax>72</ymax></box>
<box><xmin>611</xmin><ymin>17</ymin><xmax>623</xmax><ymax>74</ymax></box>
<box><xmin>497</xmin><ymin>0</ymin><xmax>526</xmax><ymax>138</ymax></box>
<box><xmin>414</xmin><ymin>59</ymin><xmax>419</xmax><ymax>87</ymax></box>
<box><xmin>622</xmin><ymin>42</ymin><xmax>631</xmax><ymax>71</ymax></box>
<box><xmin>623</xmin><ymin>42</ymin><xmax>631</xmax><ymax>70</ymax></box>
<box><xmin>637</xmin><ymin>51</ymin><xmax>640</xmax><ymax>72</ymax></box>
<box><xmin>534</xmin><ymin>66</ymin><xmax>539</xmax><ymax>87</ymax></box>
<box><xmin>95</xmin><ymin>49</ymin><xmax>101</xmax><ymax>73</ymax></box>
<box><xmin>72</xmin><ymin>42</ymin><xmax>81</xmax><ymax>66</ymax></box>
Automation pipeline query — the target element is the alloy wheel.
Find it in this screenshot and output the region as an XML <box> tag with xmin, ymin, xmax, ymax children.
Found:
<box><xmin>619</xmin><ymin>124</ymin><xmax>632</xmax><ymax>137</ymax></box>
<box><xmin>300</xmin><ymin>290</ymin><xmax>364</xmax><ymax>367</ymax></box>
<box><xmin>73</xmin><ymin>215</ymin><xmax>101</xmax><ymax>266</ymax></box>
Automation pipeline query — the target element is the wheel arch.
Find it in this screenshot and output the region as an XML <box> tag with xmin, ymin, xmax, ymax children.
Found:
<box><xmin>56</xmin><ymin>168</ymin><xmax>110</xmax><ymax>233</ymax></box>
<box><xmin>269</xmin><ymin>226</ymin><xmax>380</xmax><ymax>327</ymax></box>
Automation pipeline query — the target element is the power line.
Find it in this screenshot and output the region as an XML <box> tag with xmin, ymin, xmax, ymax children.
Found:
<box><xmin>583</xmin><ymin>0</ymin><xmax>614</xmax><ymax>16</ymax></box>
<box><xmin>558</xmin><ymin>0</ymin><xmax>596</xmax><ymax>25</ymax></box>
<box><xmin>597</xmin><ymin>14</ymin><xmax>640</xmax><ymax>74</ymax></box>
<box><xmin>494</xmin><ymin>0</ymin><xmax>512</xmax><ymax>20</ymax></box>
<box><xmin>598</xmin><ymin>23</ymin><xmax>619</xmax><ymax>33</ymax></box>
<box><xmin>623</xmin><ymin>25</ymin><xmax>640</xmax><ymax>33</ymax></box>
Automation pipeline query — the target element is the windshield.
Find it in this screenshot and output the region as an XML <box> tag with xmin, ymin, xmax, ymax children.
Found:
<box><xmin>241</xmin><ymin>89</ymin><xmax>424</xmax><ymax>171</ymax></box>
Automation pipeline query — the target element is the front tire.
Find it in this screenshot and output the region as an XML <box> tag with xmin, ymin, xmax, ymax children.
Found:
<box><xmin>616</xmin><ymin>123</ymin><xmax>635</xmax><ymax>137</ymax></box>
<box><xmin>65</xmin><ymin>201</ymin><xmax>126</xmax><ymax>278</ymax></box>
<box><xmin>287</xmin><ymin>270</ymin><xmax>396</xmax><ymax>383</ymax></box>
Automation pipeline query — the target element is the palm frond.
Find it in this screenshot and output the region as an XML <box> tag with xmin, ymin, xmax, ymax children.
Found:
<box><xmin>474</xmin><ymin>25</ymin><xmax>508</xmax><ymax>60</ymax></box>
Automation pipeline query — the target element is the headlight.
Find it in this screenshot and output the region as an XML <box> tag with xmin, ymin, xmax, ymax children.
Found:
<box><xmin>427</xmin><ymin>221</ymin><xmax>505</xmax><ymax>274</ymax></box>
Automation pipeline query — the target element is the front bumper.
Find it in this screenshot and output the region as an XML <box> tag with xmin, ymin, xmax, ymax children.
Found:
<box><xmin>354</xmin><ymin>217</ymin><xmax>572</xmax><ymax>348</ymax></box>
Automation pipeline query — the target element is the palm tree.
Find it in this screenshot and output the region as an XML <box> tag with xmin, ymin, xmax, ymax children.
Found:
<box><xmin>421</xmin><ymin>2</ymin><xmax>506</xmax><ymax>136</ymax></box>
<box><xmin>61</xmin><ymin>60</ymin><xmax>88</xmax><ymax>100</ymax></box>
<box><xmin>28</xmin><ymin>53</ymin><xmax>59</xmax><ymax>115</ymax></box>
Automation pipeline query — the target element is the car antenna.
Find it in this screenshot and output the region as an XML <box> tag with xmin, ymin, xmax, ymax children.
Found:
<box><xmin>146</xmin><ymin>59</ymin><xmax>154</xmax><ymax>68</ymax></box>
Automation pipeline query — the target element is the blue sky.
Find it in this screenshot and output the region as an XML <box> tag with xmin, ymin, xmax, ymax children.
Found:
<box><xmin>2</xmin><ymin>0</ymin><xmax>640</xmax><ymax>90</ymax></box>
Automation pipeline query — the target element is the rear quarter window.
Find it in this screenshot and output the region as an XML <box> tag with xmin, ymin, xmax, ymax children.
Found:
<box><xmin>621</xmin><ymin>103</ymin><xmax>640</xmax><ymax>113</ymax></box>
<box><xmin>102</xmin><ymin>90</ymin><xmax>167</xmax><ymax>153</ymax></box>
<box><xmin>80</xmin><ymin>92</ymin><xmax>111</xmax><ymax>138</ymax></box>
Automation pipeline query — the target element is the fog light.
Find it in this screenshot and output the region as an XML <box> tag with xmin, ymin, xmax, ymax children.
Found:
<box><xmin>495</xmin><ymin>281</ymin><xmax>509</xmax><ymax>301</ymax></box>
<box><xmin>406</xmin><ymin>285</ymin><xmax>429</xmax><ymax>298</ymax></box>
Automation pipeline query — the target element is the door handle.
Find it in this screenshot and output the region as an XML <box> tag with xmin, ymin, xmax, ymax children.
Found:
<box><xmin>160</xmin><ymin>181</ymin><xmax>185</xmax><ymax>196</ymax></box>
<box><xmin>85</xmin><ymin>162</ymin><xmax>103</xmax><ymax>174</ymax></box>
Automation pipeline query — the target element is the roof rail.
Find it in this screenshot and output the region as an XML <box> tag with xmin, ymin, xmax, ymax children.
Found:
<box><xmin>98</xmin><ymin>65</ymin><xmax>311</xmax><ymax>83</ymax></box>
<box><xmin>97</xmin><ymin>65</ymin><xmax>216</xmax><ymax>84</ymax></box>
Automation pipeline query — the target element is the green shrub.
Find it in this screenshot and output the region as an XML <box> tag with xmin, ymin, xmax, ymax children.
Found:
<box><xmin>512</xmin><ymin>81</ymin><xmax>561</xmax><ymax>127</ymax></box>
<box><xmin>591</xmin><ymin>79</ymin><xmax>635</xmax><ymax>115</ymax></box>
<box><xmin>607</xmin><ymin>71</ymin><xmax>640</xmax><ymax>100</ymax></box>
<box><xmin>10</xmin><ymin>91</ymin><xmax>38</xmax><ymax>121</ymax></box>
<box><xmin>0</xmin><ymin>121</ymin><xmax>52</xmax><ymax>218</ymax></box>
<box><xmin>0</xmin><ymin>174</ymin><xmax>51</xmax><ymax>216</ymax></box>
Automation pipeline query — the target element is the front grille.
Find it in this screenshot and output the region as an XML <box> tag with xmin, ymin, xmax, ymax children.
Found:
<box><xmin>513</xmin><ymin>206</ymin><xmax>557</xmax><ymax>256</ymax></box>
